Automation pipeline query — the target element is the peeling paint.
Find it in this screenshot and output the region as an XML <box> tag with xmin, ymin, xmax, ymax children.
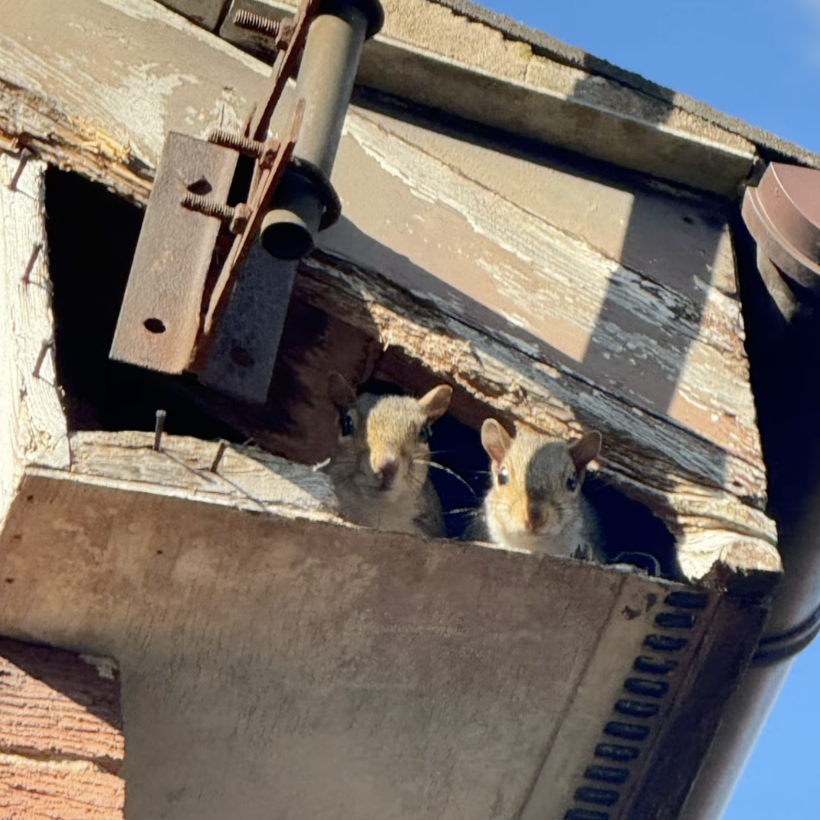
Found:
<box><xmin>338</xmin><ymin>110</ymin><xmax>759</xmax><ymax>459</ymax></box>
<box><xmin>98</xmin><ymin>0</ymin><xmax>268</xmax><ymax>74</ymax></box>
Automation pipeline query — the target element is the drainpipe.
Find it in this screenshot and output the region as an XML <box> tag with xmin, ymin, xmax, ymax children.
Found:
<box><xmin>680</xmin><ymin>162</ymin><xmax>820</xmax><ymax>820</ymax></box>
<box><xmin>261</xmin><ymin>0</ymin><xmax>383</xmax><ymax>260</ymax></box>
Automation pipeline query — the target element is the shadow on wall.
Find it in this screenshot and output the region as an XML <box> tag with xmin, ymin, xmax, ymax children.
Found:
<box><xmin>568</xmin><ymin>72</ymin><xmax>729</xmax><ymax>414</ymax></box>
<box><xmin>349</xmin><ymin>88</ymin><xmax>732</xmax><ymax>474</ymax></box>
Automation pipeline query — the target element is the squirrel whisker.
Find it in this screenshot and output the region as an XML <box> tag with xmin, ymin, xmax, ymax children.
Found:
<box><xmin>414</xmin><ymin>458</ymin><xmax>477</xmax><ymax>497</ymax></box>
<box><xmin>444</xmin><ymin>506</ymin><xmax>482</xmax><ymax>516</ymax></box>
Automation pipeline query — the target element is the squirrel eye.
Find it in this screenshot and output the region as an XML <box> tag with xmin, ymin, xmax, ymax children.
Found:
<box><xmin>340</xmin><ymin>412</ymin><xmax>355</xmax><ymax>437</ymax></box>
<box><xmin>418</xmin><ymin>424</ymin><xmax>432</xmax><ymax>442</ymax></box>
<box><xmin>497</xmin><ymin>466</ymin><xmax>509</xmax><ymax>486</ymax></box>
<box><xmin>566</xmin><ymin>475</ymin><xmax>578</xmax><ymax>492</ymax></box>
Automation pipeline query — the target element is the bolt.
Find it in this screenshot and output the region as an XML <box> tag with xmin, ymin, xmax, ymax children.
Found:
<box><xmin>206</xmin><ymin>129</ymin><xmax>281</xmax><ymax>168</ymax></box>
<box><xmin>207</xmin><ymin>128</ymin><xmax>265</xmax><ymax>157</ymax></box>
<box><xmin>233</xmin><ymin>9</ymin><xmax>281</xmax><ymax>38</ymax></box>
<box><xmin>181</xmin><ymin>193</ymin><xmax>235</xmax><ymax>221</ymax></box>
<box><xmin>180</xmin><ymin>194</ymin><xmax>251</xmax><ymax>234</ymax></box>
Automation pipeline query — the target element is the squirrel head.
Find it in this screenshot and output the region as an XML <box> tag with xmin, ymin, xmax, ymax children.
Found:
<box><xmin>327</xmin><ymin>372</ymin><xmax>453</xmax><ymax>498</ymax></box>
<box><xmin>481</xmin><ymin>419</ymin><xmax>601</xmax><ymax>543</ymax></box>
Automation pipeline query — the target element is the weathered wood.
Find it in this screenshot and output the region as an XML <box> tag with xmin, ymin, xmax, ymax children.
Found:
<box><xmin>0</xmin><ymin>0</ymin><xmax>776</xmax><ymax>581</ymax></box>
<box><xmin>328</xmin><ymin>109</ymin><xmax>758</xmax><ymax>467</ymax></box>
<box><xmin>0</xmin><ymin>471</ymin><xmax>774</xmax><ymax>820</ymax></box>
<box><xmin>0</xmin><ymin>638</ymin><xmax>124</xmax><ymax>820</ymax></box>
<box><xmin>294</xmin><ymin>255</ymin><xmax>779</xmax><ymax>580</ymax></box>
<box><xmin>0</xmin><ymin>0</ymin><xmax>269</xmax><ymax>202</ymax></box>
<box><xmin>0</xmin><ymin>155</ymin><xmax>69</xmax><ymax>530</ymax></box>
<box><xmin>67</xmin><ymin>429</ymin><xmax>340</xmax><ymax>520</ymax></box>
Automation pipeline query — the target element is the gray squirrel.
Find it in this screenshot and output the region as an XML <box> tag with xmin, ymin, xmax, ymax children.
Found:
<box><xmin>474</xmin><ymin>419</ymin><xmax>604</xmax><ymax>561</ymax></box>
<box><xmin>324</xmin><ymin>372</ymin><xmax>452</xmax><ymax>537</ymax></box>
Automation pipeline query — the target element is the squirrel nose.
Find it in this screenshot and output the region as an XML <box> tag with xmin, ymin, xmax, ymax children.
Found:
<box><xmin>373</xmin><ymin>457</ymin><xmax>399</xmax><ymax>490</ymax></box>
<box><xmin>526</xmin><ymin>503</ymin><xmax>547</xmax><ymax>533</ymax></box>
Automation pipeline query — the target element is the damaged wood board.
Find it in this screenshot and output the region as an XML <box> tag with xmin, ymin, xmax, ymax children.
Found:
<box><xmin>0</xmin><ymin>0</ymin><xmax>270</xmax><ymax>202</ymax></box>
<box><xmin>0</xmin><ymin>471</ymin><xmax>772</xmax><ymax>820</ymax></box>
<box><xmin>323</xmin><ymin>108</ymin><xmax>757</xmax><ymax>474</ymax></box>
<box><xmin>0</xmin><ymin>638</ymin><xmax>124</xmax><ymax>820</ymax></box>
<box><xmin>293</xmin><ymin>255</ymin><xmax>778</xmax><ymax>581</ymax></box>
<box><xmin>0</xmin><ymin>154</ymin><xmax>69</xmax><ymax>531</ymax></box>
<box><xmin>0</xmin><ymin>0</ymin><xmax>775</xmax><ymax>581</ymax></box>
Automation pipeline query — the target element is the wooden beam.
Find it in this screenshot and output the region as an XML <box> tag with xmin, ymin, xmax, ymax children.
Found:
<box><xmin>0</xmin><ymin>154</ymin><xmax>69</xmax><ymax>529</ymax></box>
<box><xmin>0</xmin><ymin>0</ymin><xmax>269</xmax><ymax>202</ymax></box>
<box><xmin>294</xmin><ymin>255</ymin><xmax>779</xmax><ymax>580</ymax></box>
<box><xmin>0</xmin><ymin>471</ymin><xmax>775</xmax><ymax>820</ymax></box>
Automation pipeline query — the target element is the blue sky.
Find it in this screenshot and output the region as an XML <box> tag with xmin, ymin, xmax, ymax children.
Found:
<box><xmin>474</xmin><ymin>1</ymin><xmax>820</xmax><ymax>817</ymax></box>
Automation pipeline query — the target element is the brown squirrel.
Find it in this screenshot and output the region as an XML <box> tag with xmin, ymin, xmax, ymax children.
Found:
<box><xmin>476</xmin><ymin>419</ymin><xmax>604</xmax><ymax>560</ymax></box>
<box><xmin>325</xmin><ymin>372</ymin><xmax>453</xmax><ymax>537</ymax></box>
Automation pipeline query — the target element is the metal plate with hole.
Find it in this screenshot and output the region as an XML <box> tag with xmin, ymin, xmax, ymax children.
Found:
<box><xmin>110</xmin><ymin>132</ymin><xmax>238</xmax><ymax>373</ymax></box>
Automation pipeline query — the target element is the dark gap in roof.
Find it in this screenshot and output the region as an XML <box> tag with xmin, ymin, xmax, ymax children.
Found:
<box><xmin>43</xmin><ymin>169</ymin><xmax>678</xmax><ymax>576</ymax></box>
<box><xmin>44</xmin><ymin>168</ymin><xmax>246</xmax><ymax>443</ymax></box>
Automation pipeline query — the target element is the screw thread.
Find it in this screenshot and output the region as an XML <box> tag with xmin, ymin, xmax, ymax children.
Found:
<box><xmin>233</xmin><ymin>9</ymin><xmax>281</xmax><ymax>37</ymax></box>
<box><xmin>206</xmin><ymin>128</ymin><xmax>265</xmax><ymax>157</ymax></box>
<box><xmin>181</xmin><ymin>193</ymin><xmax>235</xmax><ymax>221</ymax></box>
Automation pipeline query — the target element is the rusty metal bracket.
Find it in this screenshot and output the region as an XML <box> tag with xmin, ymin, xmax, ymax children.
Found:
<box><xmin>111</xmin><ymin>0</ymin><xmax>383</xmax><ymax>403</ymax></box>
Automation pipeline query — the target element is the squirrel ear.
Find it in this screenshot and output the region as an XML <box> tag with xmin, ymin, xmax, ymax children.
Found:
<box><xmin>481</xmin><ymin>419</ymin><xmax>513</xmax><ymax>467</ymax></box>
<box><xmin>569</xmin><ymin>431</ymin><xmax>602</xmax><ymax>470</ymax></box>
<box><xmin>328</xmin><ymin>371</ymin><xmax>357</xmax><ymax>409</ymax></box>
<box><xmin>418</xmin><ymin>384</ymin><xmax>453</xmax><ymax>421</ymax></box>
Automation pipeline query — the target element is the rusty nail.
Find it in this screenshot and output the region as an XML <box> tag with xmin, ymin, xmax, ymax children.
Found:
<box><xmin>10</xmin><ymin>148</ymin><xmax>32</xmax><ymax>191</ymax></box>
<box><xmin>210</xmin><ymin>440</ymin><xmax>228</xmax><ymax>473</ymax></box>
<box><xmin>22</xmin><ymin>242</ymin><xmax>42</xmax><ymax>285</ymax></box>
<box><xmin>32</xmin><ymin>339</ymin><xmax>52</xmax><ymax>380</ymax></box>
<box><xmin>153</xmin><ymin>409</ymin><xmax>167</xmax><ymax>452</ymax></box>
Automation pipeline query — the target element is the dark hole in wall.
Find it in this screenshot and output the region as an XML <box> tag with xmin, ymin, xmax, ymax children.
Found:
<box><xmin>354</xmin><ymin>374</ymin><xmax>677</xmax><ymax>576</ymax></box>
<box><xmin>44</xmin><ymin>169</ymin><xmax>676</xmax><ymax>576</ymax></box>
<box><xmin>584</xmin><ymin>477</ymin><xmax>678</xmax><ymax>578</ymax></box>
<box><xmin>44</xmin><ymin>168</ymin><xmax>246</xmax><ymax>442</ymax></box>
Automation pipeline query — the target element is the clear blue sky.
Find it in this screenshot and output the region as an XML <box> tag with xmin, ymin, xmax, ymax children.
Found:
<box><xmin>473</xmin><ymin>0</ymin><xmax>820</xmax><ymax>817</ymax></box>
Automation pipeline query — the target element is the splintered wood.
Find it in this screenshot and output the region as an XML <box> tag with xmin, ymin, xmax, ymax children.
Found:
<box><xmin>0</xmin><ymin>0</ymin><xmax>775</xmax><ymax>577</ymax></box>
<box><xmin>306</xmin><ymin>108</ymin><xmax>777</xmax><ymax>580</ymax></box>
